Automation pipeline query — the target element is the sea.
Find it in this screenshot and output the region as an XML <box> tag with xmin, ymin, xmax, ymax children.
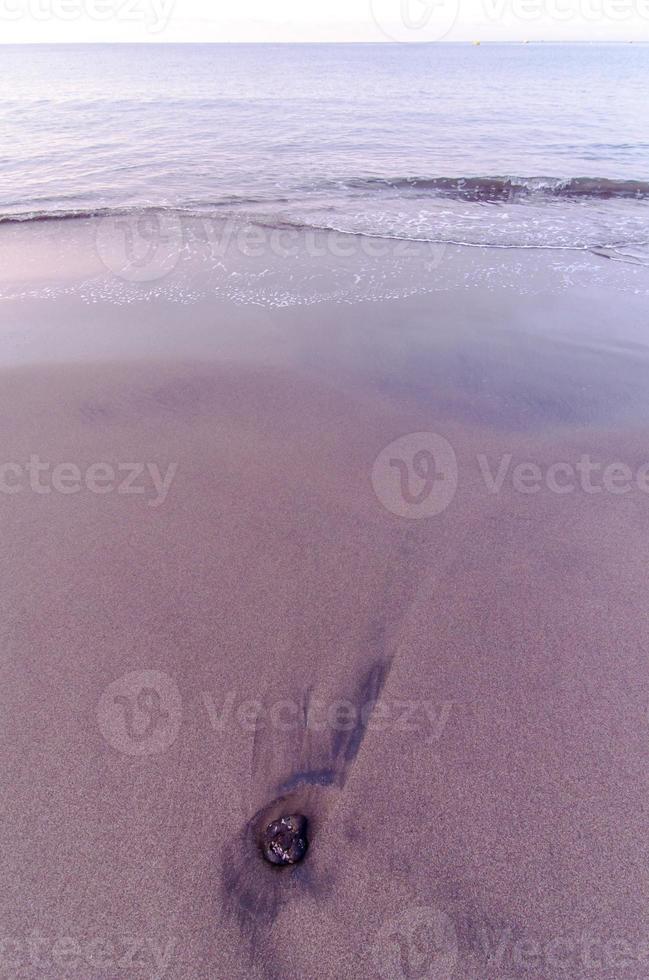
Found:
<box><xmin>2</xmin><ymin>42</ymin><xmax>649</xmax><ymax>262</ymax></box>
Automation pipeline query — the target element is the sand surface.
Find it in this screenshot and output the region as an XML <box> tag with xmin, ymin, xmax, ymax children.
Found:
<box><xmin>2</xmin><ymin>224</ymin><xmax>649</xmax><ymax>978</ymax></box>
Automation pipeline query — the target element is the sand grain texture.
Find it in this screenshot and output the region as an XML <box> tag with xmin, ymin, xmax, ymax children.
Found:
<box><xmin>2</xmin><ymin>240</ymin><xmax>649</xmax><ymax>978</ymax></box>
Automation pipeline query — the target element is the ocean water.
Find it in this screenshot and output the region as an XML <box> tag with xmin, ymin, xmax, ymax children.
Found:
<box><xmin>2</xmin><ymin>42</ymin><xmax>649</xmax><ymax>258</ymax></box>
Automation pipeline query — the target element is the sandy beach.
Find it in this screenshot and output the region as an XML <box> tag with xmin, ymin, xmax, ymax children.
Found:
<box><xmin>2</xmin><ymin>218</ymin><xmax>649</xmax><ymax>979</ymax></box>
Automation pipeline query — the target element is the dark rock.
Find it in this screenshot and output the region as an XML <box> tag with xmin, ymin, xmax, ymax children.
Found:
<box><xmin>260</xmin><ymin>814</ymin><xmax>309</xmax><ymax>866</ymax></box>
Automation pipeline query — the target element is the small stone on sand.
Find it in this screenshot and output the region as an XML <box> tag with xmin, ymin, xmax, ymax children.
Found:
<box><xmin>261</xmin><ymin>814</ymin><xmax>309</xmax><ymax>866</ymax></box>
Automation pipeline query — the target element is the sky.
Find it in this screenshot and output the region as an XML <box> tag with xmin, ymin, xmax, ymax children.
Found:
<box><xmin>1</xmin><ymin>0</ymin><xmax>648</xmax><ymax>42</ymax></box>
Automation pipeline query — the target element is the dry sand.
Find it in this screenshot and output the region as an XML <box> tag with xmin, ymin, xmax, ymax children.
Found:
<box><xmin>2</xmin><ymin>223</ymin><xmax>649</xmax><ymax>978</ymax></box>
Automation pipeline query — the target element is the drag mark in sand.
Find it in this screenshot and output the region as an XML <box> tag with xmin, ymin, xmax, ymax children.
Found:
<box><xmin>219</xmin><ymin>657</ymin><xmax>393</xmax><ymax>975</ymax></box>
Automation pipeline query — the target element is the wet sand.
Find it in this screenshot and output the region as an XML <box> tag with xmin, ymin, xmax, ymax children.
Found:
<box><xmin>2</xmin><ymin>222</ymin><xmax>649</xmax><ymax>978</ymax></box>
